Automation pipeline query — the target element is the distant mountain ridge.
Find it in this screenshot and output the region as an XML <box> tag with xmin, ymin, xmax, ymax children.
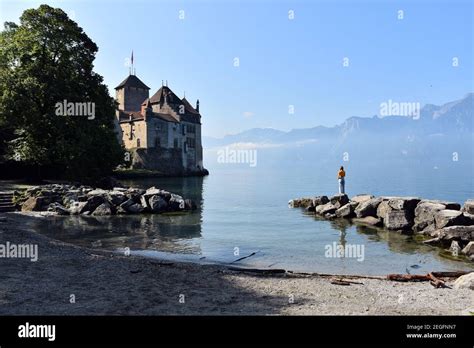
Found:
<box><xmin>204</xmin><ymin>93</ymin><xmax>473</xmax><ymax>148</ymax></box>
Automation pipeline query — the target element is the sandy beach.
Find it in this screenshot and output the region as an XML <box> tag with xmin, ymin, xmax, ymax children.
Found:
<box><xmin>0</xmin><ymin>212</ymin><xmax>472</xmax><ymax>316</ymax></box>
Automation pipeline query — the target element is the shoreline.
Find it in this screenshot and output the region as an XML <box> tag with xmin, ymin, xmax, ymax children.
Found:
<box><xmin>0</xmin><ymin>212</ymin><xmax>472</xmax><ymax>315</ymax></box>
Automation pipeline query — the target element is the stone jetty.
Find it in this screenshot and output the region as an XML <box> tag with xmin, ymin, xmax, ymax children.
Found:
<box><xmin>14</xmin><ymin>184</ymin><xmax>197</xmax><ymax>216</ymax></box>
<box><xmin>289</xmin><ymin>194</ymin><xmax>474</xmax><ymax>260</ymax></box>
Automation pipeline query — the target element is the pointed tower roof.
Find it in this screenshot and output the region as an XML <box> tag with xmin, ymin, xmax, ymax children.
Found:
<box><xmin>181</xmin><ymin>97</ymin><xmax>200</xmax><ymax>114</ymax></box>
<box><xmin>115</xmin><ymin>75</ymin><xmax>150</xmax><ymax>90</ymax></box>
<box><xmin>149</xmin><ymin>86</ymin><xmax>182</xmax><ymax>104</ymax></box>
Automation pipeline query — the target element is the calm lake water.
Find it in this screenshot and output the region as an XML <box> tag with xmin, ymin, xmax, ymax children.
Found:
<box><xmin>30</xmin><ymin>155</ymin><xmax>474</xmax><ymax>275</ymax></box>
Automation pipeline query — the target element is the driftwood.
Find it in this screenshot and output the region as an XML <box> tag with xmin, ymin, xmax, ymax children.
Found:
<box><xmin>387</xmin><ymin>271</ymin><xmax>469</xmax><ymax>284</ymax></box>
<box><xmin>231</xmin><ymin>252</ymin><xmax>257</xmax><ymax>264</ymax></box>
<box><xmin>330</xmin><ymin>278</ymin><xmax>364</xmax><ymax>286</ymax></box>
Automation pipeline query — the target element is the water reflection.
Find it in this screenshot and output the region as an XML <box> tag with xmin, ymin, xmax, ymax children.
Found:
<box><xmin>32</xmin><ymin>176</ymin><xmax>205</xmax><ymax>254</ymax></box>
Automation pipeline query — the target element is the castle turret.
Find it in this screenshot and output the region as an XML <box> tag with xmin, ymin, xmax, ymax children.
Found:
<box><xmin>115</xmin><ymin>74</ymin><xmax>150</xmax><ymax>112</ymax></box>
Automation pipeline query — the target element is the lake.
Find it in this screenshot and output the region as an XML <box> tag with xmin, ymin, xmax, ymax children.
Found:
<box><xmin>29</xmin><ymin>152</ymin><xmax>474</xmax><ymax>275</ymax></box>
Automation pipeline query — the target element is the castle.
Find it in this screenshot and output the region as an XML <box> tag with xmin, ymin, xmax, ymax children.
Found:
<box><xmin>114</xmin><ymin>73</ymin><xmax>206</xmax><ymax>175</ymax></box>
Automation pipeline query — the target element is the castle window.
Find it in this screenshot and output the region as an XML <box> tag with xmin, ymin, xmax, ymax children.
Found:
<box><xmin>174</xmin><ymin>138</ymin><xmax>179</xmax><ymax>148</ymax></box>
<box><xmin>186</xmin><ymin>137</ymin><xmax>195</xmax><ymax>149</ymax></box>
<box><xmin>137</xmin><ymin>138</ymin><xmax>141</xmax><ymax>148</ymax></box>
<box><xmin>155</xmin><ymin>137</ymin><xmax>160</xmax><ymax>148</ymax></box>
<box><xmin>186</xmin><ymin>125</ymin><xmax>196</xmax><ymax>133</ymax></box>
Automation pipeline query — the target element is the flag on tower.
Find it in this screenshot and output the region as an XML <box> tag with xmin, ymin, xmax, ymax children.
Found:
<box><xmin>131</xmin><ymin>50</ymin><xmax>134</xmax><ymax>65</ymax></box>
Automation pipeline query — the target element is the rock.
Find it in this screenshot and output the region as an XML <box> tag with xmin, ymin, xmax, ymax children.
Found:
<box><xmin>414</xmin><ymin>201</ymin><xmax>446</xmax><ymax>227</ymax></box>
<box><xmin>305</xmin><ymin>205</ymin><xmax>315</xmax><ymax>213</ymax></box>
<box><xmin>21</xmin><ymin>196</ymin><xmax>45</xmax><ymax>211</ymax></box>
<box><xmin>145</xmin><ymin>187</ymin><xmax>161</xmax><ymax>196</ymax></box>
<box><xmin>312</xmin><ymin>196</ymin><xmax>329</xmax><ymax>207</ymax></box>
<box><xmin>462</xmin><ymin>199</ymin><xmax>474</xmax><ymax>215</ymax></box>
<box><xmin>434</xmin><ymin>210</ymin><xmax>469</xmax><ymax>229</ymax></box>
<box><xmin>354</xmin><ymin>197</ymin><xmax>383</xmax><ymax>218</ymax></box>
<box><xmin>432</xmin><ymin>225</ymin><xmax>474</xmax><ymax>243</ymax></box>
<box><xmin>288</xmin><ymin>198</ymin><xmax>313</xmax><ymax>208</ymax></box>
<box><xmin>376</xmin><ymin>200</ymin><xmax>392</xmax><ymax>220</ymax></box>
<box><xmin>86</xmin><ymin>189</ymin><xmax>108</xmax><ymax>197</ymax></box>
<box><xmin>388</xmin><ymin>197</ymin><xmax>421</xmax><ymax>211</ymax></box>
<box><xmin>352</xmin><ymin>216</ymin><xmax>382</xmax><ymax>227</ymax></box>
<box><xmin>329</xmin><ymin>194</ymin><xmax>349</xmax><ymax>208</ymax></box>
<box><xmin>69</xmin><ymin>201</ymin><xmax>87</xmax><ymax>215</ymax></box>
<box><xmin>48</xmin><ymin>203</ymin><xmax>70</xmax><ymax>215</ymax></box>
<box><xmin>140</xmin><ymin>195</ymin><xmax>150</xmax><ymax>210</ymax></box>
<box><xmin>149</xmin><ymin>195</ymin><xmax>168</xmax><ymax>213</ymax></box>
<box><xmin>62</xmin><ymin>192</ymin><xmax>79</xmax><ymax>208</ymax></box>
<box><xmin>126</xmin><ymin>203</ymin><xmax>145</xmax><ymax>214</ymax></box>
<box><xmin>120</xmin><ymin>198</ymin><xmax>135</xmax><ymax>210</ymax></box>
<box><xmin>461</xmin><ymin>241</ymin><xmax>474</xmax><ymax>257</ymax></box>
<box><xmin>384</xmin><ymin>210</ymin><xmax>413</xmax><ymax>230</ymax></box>
<box><xmin>350</xmin><ymin>194</ymin><xmax>374</xmax><ymax>204</ymax></box>
<box><xmin>91</xmin><ymin>202</ymin><xmax>113</xmax><ymax>216</ymax></box>
<box><xmin>463</xmin><ymin>212</ymin><xmax>474</xmax><ymax>225</ymax></box>
<box><xmin>422</xmin><ymin>237</ymin><xmax>441</xmax><ymax>245</ymax></box>
<box><xmin>315</xmin><ymin>202</ymin><xmax>337</xmax><ymax>215</ymax></box>
<box><xmin>453</xmin><ymin>272</ymin><xmax>474</xmax><ymax>290</ymax></box>
<box><xmin>335</xmin><ymin>202</ymin><xmax>356</xmax><ymax>218</ymax></box>
<box><xmin>113</xmin><ymin>187</ymin><xmax>128</xmax><ymax>192</ymax></box>
<box><xmin>169</xmin><ymin>194</ymin><xmax>185</xmax><ymax>211</ymax></box>
<box><xmin>449</xmin><ymin>240</ymin><xmax>461</xmax><ymax>254</ymax></box>
<box><xmin>82</xmin><ymin>195</ymin><xmax>106</xmax><ymax>214</ymax></box>
<box><xmin>107</xmin><ymin>191</ymin><xmax>127</xmax><ymax>206</ymax></box>
<box><xmin>423</xmin><ymin>199</ymin><xmax>460</xmax><ymax>210</ymax></box>
<box><xmin>325</xmin><ymin>213</ymin><xmax>337</xmax><ymax>219</ymax></box>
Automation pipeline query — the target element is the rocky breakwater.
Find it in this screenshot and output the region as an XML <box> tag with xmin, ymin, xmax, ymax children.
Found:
<box><xmin>289</xmin><ymin>194</ymin><xmax>474</xmax><ymax>261</ymax></box>
<box><xmin>14</xmin><ymin>184</ymin><xmax>197</xmax><ymax>216</ymax></box>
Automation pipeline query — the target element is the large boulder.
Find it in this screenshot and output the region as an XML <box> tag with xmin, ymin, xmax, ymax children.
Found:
<box><xmin>92</xmin><ymin>202</ymin><xmax>113</xmax><ymax>216</ymax></box>
<box><xmin>47</xmin><ymin>202</ymin><xmax>70</xmax><ymax>215</ymax></box>
<box><xmin>335</xmin><ymin>202</ymin><xmax>357</xmax><ymax>218</ymax></box>
<box><xmin>462</xmin><ymin>200</ymin><xmax>474</xmax><ymax>215</ymax></box>
<box><xmin>288</xmin><ymin>198</ymin><xmax>313</xmax><ymax>208</ymax></box>
<box><xmin>69</xmin><ymin>201</ymin><xmax>87</xmax><ymax>215</ymax></box>
<box><xmin>388</xmin><ymin>197</ymin><xmax>420</xmax><ymax>211</ymax></box>
<box><xmin>62</xmin><ymin>192</ymin><xmax>79</xmax><ymax>208</ymax></box>
<box><xmin>149</xmin><ymin>195</ymin><xmax>168</xmax><ymax>213</ymax></box>
<box><xmin>329</xmin><ymin>194</ymin><xmax>349</xmax><ymax>208</ymax></box>
<box><xmin>124</xmin><ymin>203</ymin><xmax>144</xmax><ymax>214</ymax></box>
<box><xmin>434</xmin><ymin>210</ymin><xmax>470</xmax><ymax>229</ymax></box>
<box><xmin>376</xmin><ymin>200</ymin><xmax>392</xmax><ymax>220</ymax></box>
<box><xmin>107</xmin><ymin>191</ymin><xmax>127</xmax><ymax>206</ymax></box>
<box><xmin>453</xmin><ymin>272</ymin><xmax>474</xmax><ymax>290</ymax></box>
<box><xmin>384</xmin><ymin>210</ymin><xmax>413</xmax><ymax>231</ymax></box>
<box><xmin>352</xmin><ymin>216</ymin><xmax>382</xmax><ymax>227</ymax></box>
<box><xmin>350</xmin><ymin>194</ymin><xmax>374</xmax><ymax>204</ymax></box>
<box><xmin>354</xmin><ymin>197</ymin><xmax>383</xmax><ymax>218</ymax></box>
<box><xmin>21</xmin><ymin>196</ymin><xmax>46</xmax><ymax>212</ymax></box>
<box><xmin>312</xmin><ymin>196</ymin><xmax>329</xmax><ymax>207</ymax></box>
<box><xmin>461</xmin><ymin>241</ymin><xmax>474</xmax><ymax>258</ymax></box>
<box><xmin>184</xmin><ymin>199</ymin><xmax>197</xmax><ymax>211</ymax></box>
<box><xmin>82</xmin><ymin>195</ymin><xmax>106</xmax><ymax>214</ymax></box>
<box><xmin>423</xmin><ymin>199</ymin><xmax>460</xmax><ymax>211</ymax></box>
<box><xmin>432</xmin><ymin>225</ymin><xmax>474</xmax><ymax>243</ymax></box>
<box><xmin>316</xmin><ymin>202</ymin><xmax>337</xmax><ymax>215</ymax></box>
<box><xmin>169</xmin><ymin>194</ymin><xmax>185</xmax><ymax>211</ymax></box>
<box><xmin>414</xmin><ymin>201</ymin><xmax>446</xmax><ymax>231</ymax></box>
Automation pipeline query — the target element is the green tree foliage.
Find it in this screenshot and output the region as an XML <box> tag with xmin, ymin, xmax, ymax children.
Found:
<box><xmin>0</xmin><ymin>5</ymin><xmax>124</xmax><ymax>180</ymax></box>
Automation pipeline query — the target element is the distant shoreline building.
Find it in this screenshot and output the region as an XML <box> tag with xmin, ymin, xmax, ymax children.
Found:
<box><xmin>114</xmin><ymin>73</ymin><xmax>207</xmax><ymax>176</ymax></box>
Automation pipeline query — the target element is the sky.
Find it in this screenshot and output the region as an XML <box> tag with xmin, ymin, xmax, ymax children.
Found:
<box><xmin>0</xmin><ymin>0</ymin><xmax>473</xmax><ymax>137</ymax></box>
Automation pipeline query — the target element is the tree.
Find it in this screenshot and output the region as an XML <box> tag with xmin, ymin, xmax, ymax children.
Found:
<box><xmin>0</xmin><ymin>5</ymin><xmax>124</xmax><ymax>181</ymax></box>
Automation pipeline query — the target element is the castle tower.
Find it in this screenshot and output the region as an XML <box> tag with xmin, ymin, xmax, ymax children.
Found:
<box><xmin>115</xmin><ymin>74</ymin><xmax>150</xmax><ymax>112</ymax></box>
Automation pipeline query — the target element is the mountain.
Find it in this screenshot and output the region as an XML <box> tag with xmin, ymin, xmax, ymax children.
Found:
<box><xmin>203</xmin><ymin>93</ymin><xmax>474</xmax><ymax>149</ymax></box>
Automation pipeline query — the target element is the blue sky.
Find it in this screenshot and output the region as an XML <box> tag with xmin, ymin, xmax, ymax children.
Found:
<box><xmin>1</xmin><ymin>0</ymin><xmax>472</xmax><ymax>137</ymax></box>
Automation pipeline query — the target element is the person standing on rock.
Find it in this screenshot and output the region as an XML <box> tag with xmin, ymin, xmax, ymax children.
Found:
<box><xmin>338</xmin><ymin>166</ymin><xmax>346</xmax><ymax>194</ymax></box>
